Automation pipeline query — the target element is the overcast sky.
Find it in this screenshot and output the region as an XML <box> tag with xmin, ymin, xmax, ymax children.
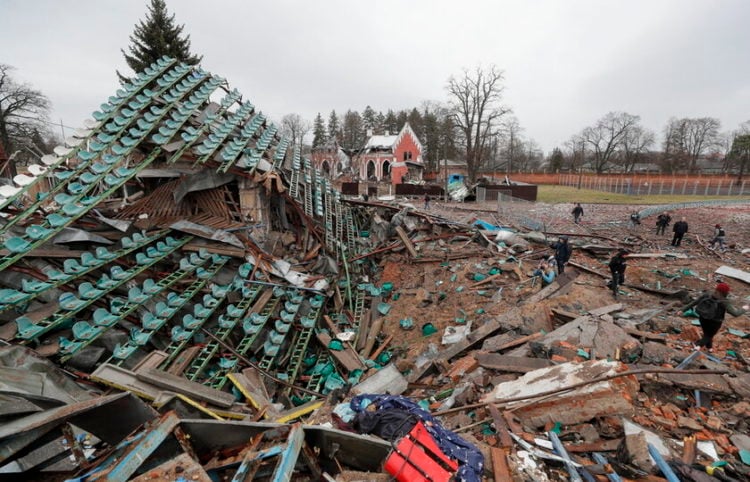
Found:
<box><xmin>2</xmin><ymin>0</ymin><xmax>749</xmax><ymax>154</ymax></box>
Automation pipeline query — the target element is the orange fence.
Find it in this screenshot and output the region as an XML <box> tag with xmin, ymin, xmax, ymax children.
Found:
<box><xmin>494</xmin><ymin>172</ymin><xmax>750</xmax><ymax>196</ymax></box>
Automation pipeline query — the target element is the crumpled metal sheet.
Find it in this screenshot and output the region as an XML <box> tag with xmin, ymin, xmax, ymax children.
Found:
<box><xmin>52</xmin><ymin>228</ymin><xmax>113</xmax><ymax>245</ymax></box>
<box><xmin>170</xmin><ymin>220</ymin><xmax>244</xmax><ymax>248</ymax></box>
<box><xmin>173</xmin><ymin>169</ymin><xmax>236</xmax><ymax>204</ymax></box>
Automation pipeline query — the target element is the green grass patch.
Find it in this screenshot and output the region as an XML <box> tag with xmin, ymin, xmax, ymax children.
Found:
<box><xmin>536</xmin><ymin>185</ymin><xmax>750</xmax><ymax>205</ymax></box>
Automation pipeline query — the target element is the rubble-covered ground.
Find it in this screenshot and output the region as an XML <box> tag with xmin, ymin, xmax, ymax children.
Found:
<box><xmin>364</xmin><ymin>199</ymin><xmax>750</xmax><ymax>481</ymax></box>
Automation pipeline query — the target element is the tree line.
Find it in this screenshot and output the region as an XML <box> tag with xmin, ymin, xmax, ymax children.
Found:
<box><xmin>3</xmin><ymin>0</ymin><xmax>748</xmax><ymax>184</ymax></box>
<box><xmin>553</xmin><ymin>113</ymin><xmax>750</xmax><ymax>177</ymax></box>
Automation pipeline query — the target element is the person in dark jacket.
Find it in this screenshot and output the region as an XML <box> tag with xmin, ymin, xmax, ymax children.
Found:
<box><xmin>683</xmin><ymin>282</ymin><xmax>747</xmax><ymax>351</ymax></box>
<box><xmin>708</xmin><ymin>224</ymin><xmax>726</xmax><ymax>251</ymax></box>
<box><xmin>671</xmin><ymin>217</ymin><xmax>689</xmax><ymax>246</ymax></box>
<box><xmin>655</xmin><ymin>212</ymin><xmax>672</xmax><ymax>235</ymax></box>
<box><xmin>571</xmin><ymin>203</ymin><xmax>584</xmax><ymax>224</ymax></box>
<box><xmin>551</xmin><ymin>236</ymin><xmax>572</xmax><ymax>274</ymax></box>
<box><xmin>607</xmin><ymin>249</ymin><xmax>628</xmax><ymax>295</ymax></box>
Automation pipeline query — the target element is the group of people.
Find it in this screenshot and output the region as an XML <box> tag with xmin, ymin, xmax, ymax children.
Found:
<box><xmin>531</xmin><ymin>236</ymin><xmax>571</xmax><ymax>286</ymax></box>
<box><xmin>565</xmin><ymin>203</ymin><xmax>744</xmax><ymax>352</ymax></box>
<box><xmin>652</xmin><ymin>211</ymin><xmax>686</xmax><ymax>245</ymax></box>
<box><xmin>653</xmin><ymin>211</ymin><xmax>727</xmax><ymax>250</ymax></box>
<box><xmin>571</xmin><ymin>204</ymin><xmax>728</xmax><ymax>250</ymax></box>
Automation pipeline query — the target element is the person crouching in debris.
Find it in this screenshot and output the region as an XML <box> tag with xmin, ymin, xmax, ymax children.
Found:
<box><xmin>572</xmin><ymin>203</ymin><xmax>584</xmax><ymax>224</ymax></box>
<box><xmin>550</xmin><ymin>236</ymin><xmax>571</xmax><ymax>274</ymax></box>
<box><xmin>629</xmin><ymin>211</ymin><xmax>641</xmax><ymax>227</ymax></box>
<box><xmin>683</xmin><ymin>282</ymin><xmax>748</xmax><ymax>352</ymax></box>
<box><xmin>607</xmin><ymin>249</ymin><xmax>628</xmax><ymax>296</ymax></box>
<box><xmin>532</xmin><ymin>259</ymin><xmax>556</xmax><ymax>286</ymax></box>
<box><xmin>709</xmin><ymin>224</ymin><xmax>726</xmax><ymax>251</ymax></box>
<box><xmin>655</xmin><ymin>212</ymin><xmax>671</xmax><ymax>235</ymax></box>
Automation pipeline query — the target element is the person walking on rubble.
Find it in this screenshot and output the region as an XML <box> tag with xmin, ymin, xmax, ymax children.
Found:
<box><xmin>671</xmin><ymin>217</ymin><xmax>689</xmax><ymax>246</ymax></box>
<box><xmin>656</xmin><ymin>212</ymin><xmax>672</xmax><ymax>235</ymax></box>
<box><xmin>424</xmin><ymin>193</ymin><xmax>430</xmax><ymax>210</ymax></box>
<box><xmin>683</xmin><ymin>282</ymin><xmax>748</xmax><ymax>352</ymax></box>
<box><xmin>709</xmin><ymin>224</ymin><xmax>726</xmax><ymax>251</ymax></box>
<box><xmin>551</xmin><ymin>236</ymin><xmax>572</xmax><ymax>274</ymax></box>
<box><xmin>607</xmin><ymin>249</ymin><xmax>628</xmax><ymax>297</ymax></box>
<box><xmin>571</xmin><ymin>203</ymin><xmax>584</xmax><ymax>224</ymax></box>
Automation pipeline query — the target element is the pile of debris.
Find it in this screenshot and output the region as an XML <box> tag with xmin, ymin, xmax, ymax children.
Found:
<box><xmin>1</xmin><ymin>57</ymin><xmax>750</xmax><ymax>480</ymax></box>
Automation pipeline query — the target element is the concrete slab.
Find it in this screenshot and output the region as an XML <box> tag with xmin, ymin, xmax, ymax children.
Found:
<box><xmin>482</xmin><ymin>360</ymin><xmax>639</xmax><ymax>428</ymax></box>
<box><xmin>352</xmin><ymin>364</ymin><xmax>407</xmax><ymax>396</ymax></box>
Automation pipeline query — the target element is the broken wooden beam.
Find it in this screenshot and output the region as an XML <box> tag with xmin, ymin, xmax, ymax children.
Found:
<box><xmin>136</xmin><ymin>368</ymin><xmax>236</xmax><ymax>408</ymax></box>
<box><xmin>395</xmin><ymin>226</ymin><xmax>418</xmax><ymax>258</ymax></box>
<box><xmin>475</xmin><ymin>353</ymin><xmax>553</xmax><ymax>373</ymax></box>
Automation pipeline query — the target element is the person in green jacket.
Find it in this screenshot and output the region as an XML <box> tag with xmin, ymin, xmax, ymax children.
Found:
<box><xmin>683</xmin><ymin>282</ymin><xmax>747</xmax><ymax>352</ymax></box>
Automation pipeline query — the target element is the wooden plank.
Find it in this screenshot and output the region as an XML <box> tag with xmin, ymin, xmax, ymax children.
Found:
<box><xmin>488</xmin><ymin>332</ymin><xmax>543</xmax><ymax>353</ymax></box>
<box><xmin>491</xmin><ymin>447</ymin><xmax>512</xmax><ymax>482</ymax></box>
<box><xmin>132</xmin><ymin>350</ymin><xmax>169</xmax><ymax>373</ymax></box>
<box><xmin>564</xmin><ymin>438</ymin><xmax>622</xmax><ymax>453</ymax></box>
<box><xmin>369</xmin><ymin>334</ymin><xmax>393</xmax><ymax>362</ymax></box>
<box><xmin>166</xmin><ymin>346</ymin><xmax>202</xmax><ymax>375</ymax></box>
<box><xmin>475</xmin><ymin>353</ymin><xmax>553</xmax><ymax>373</ymax></box>
<box><xmin>316</xmin><ymin>332</ymin><xmax>365</xmax><ymax>373</ymax></box>
<box><xmin>136</xmin><ymin>368</ymin><xmax>236</xmax><ymax>408</ymax></box>
<box><xmin>395</xmin><ymin>226</ymin><xmax>418</xmax><ymax>258</ymax></box>
<box><xmin>626</xmin><ymin>252</ymin><xmax>688</xmax><ymax>259</ymax></box>
<box><xmin>624</xmin><ymin>328</ymin><xmax>668</xmax><ymax>342</ymax></box>
<box><xmin>0</xmin><ymin>248</ymin><xmax>86</xmax><ymax>258</ymax></box>
<box><xmin>588</xmin><ymin>303</ymin><xmax>623</xmax><ymax>316</ymax></box>
<box><xmin>274</xmin><ymin>399</ymin><xmax>325</xmax><ymax>424</ymax></box>
<box><xmin>227</xmin><ymin>372</ymin><xmax>278</xmax><ymax>419</ymax></box>
<box><xmin>469</xmin><ymin>272</ymin><xmax>503</xmax><ymax>288</ymax></box>
<box><xmin>488</xmin><ymin>404</ymin><xmax>513</xmax><ymax>449</ymax></box>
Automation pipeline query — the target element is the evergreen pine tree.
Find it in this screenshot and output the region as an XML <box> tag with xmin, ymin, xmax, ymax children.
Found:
<box><xmin>312</xmin><ymin>113</ymin><xmax>327</xmax><ymax>148</ymax></box>
<box><xmin>375</xmin><ymin>112</ymin><xmax>386</xmax><ymax>134</ymax></box>
<box><xmin>548</xmin><ymin>148</ymin><xmax>564</xmax><ymax>173</ymax></box>
<box><xmin>119</xmin><ymin>0</ymin><xmax>202</xmax><ymax>81</ymax></box>
<box><xmin>328</xmin><ymin>110</ymin><xmax>340</xmax><ymax>143</ymax></box>
<box><xmin>383</xmin><ymin>110</ymin><xmax>398</xmax><ymax>134</ymax></box>
<box><xmin>362</xmin><ymin>106</ymin><xmax>377</xmax><ymax>132</ymax></box>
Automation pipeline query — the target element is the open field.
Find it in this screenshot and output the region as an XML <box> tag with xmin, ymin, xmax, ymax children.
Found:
<box><xmin>536</xmin><ymin>184</ymin><xmax>750</xmax><ymax>204</ymax></box>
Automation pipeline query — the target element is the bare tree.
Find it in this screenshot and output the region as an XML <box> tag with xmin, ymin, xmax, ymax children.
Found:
<box><xmin>579</xmin><ymin>112</ymin><xmax>639</xmax><ymax>174</ymax></box>
<box><xmin>685</xmin><ymin>117</ymin><xmax>721</xmax><ymax>172</ymax></box>
<box><xmin>728</xmin><ymin>121</ymin><xmax>750</xmax><ymax>182</ymax></box>
<box><xmin>0</xmin><ymin>64</ymin><xmax>51</xmax><ymax>171</ymax></box>
<box><xmin>280</xmin><ymin>113</ymin><xmax>311</xmax><ymax>152</ymax></box>
<box><xmin>661</xmin><ymin>118</ymin><xmax>688</xmax><ymax>173</ymax></box>
<box><xmin>662</xmin><ymin>117</ymin><xmax>721</xmax><ymax>173</ymax></box>
<box><xmin>447</xmin><ymin>65</ymin><xmax>510</xmax><ymax>182</ymax></box>
<box><xmin>620</xmin><ymin>125</ymin><xmax>655</xmax><ymax>172</ymax></box>
<box><xmin>500</xmin><ymin>115</ymin><xmax>523</xmax><ymax>173</ymax></box>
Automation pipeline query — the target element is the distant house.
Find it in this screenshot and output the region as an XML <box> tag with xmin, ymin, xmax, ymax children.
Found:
<box><xmin>310</xmin><ymin>142</ymin><xmax>350</xmax><ymax>177</ymax></box>
<box><xmin>355</xmin><ymin>123</ymin><xmax>423</xmax><ymax>185</ymax></box>
<box><xmin>425</xmin><ymin>159</ymin><xmax>468</xmax><ymax>182</ymax></box>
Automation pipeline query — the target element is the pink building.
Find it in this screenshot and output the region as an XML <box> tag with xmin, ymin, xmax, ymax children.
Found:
<box><xmin>310</xmin><ymin>143</ymin><xmax>350</xmax><ymax>177</ymax></box>
<box><xmin>356</xmin><ymin>123</ymin><xmax>424</xmax><ymax>185</ymax></box>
